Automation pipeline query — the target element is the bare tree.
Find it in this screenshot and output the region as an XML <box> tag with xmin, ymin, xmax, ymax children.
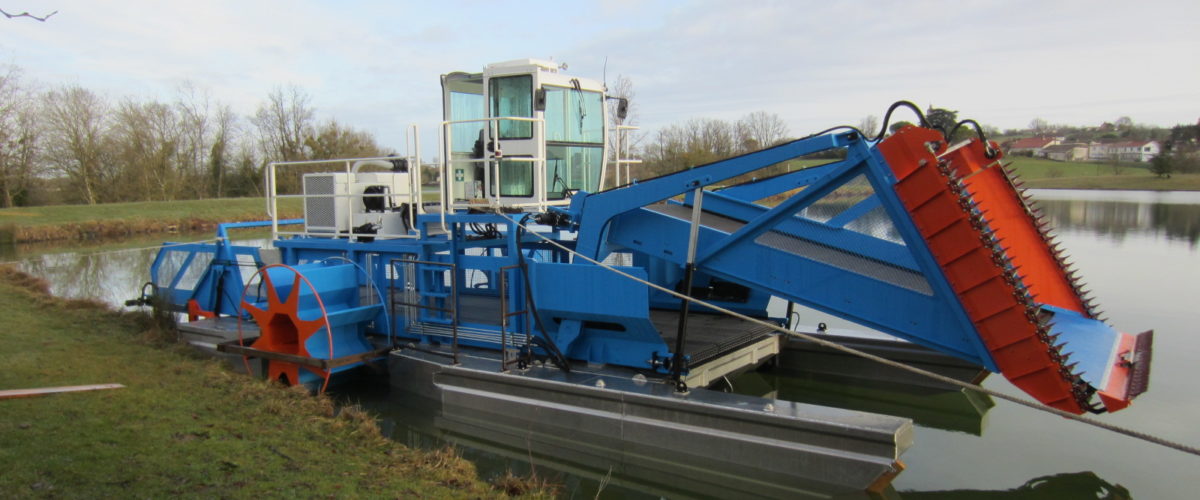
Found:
<box><xmin>175</xmin><ymin>84</ymin><xmax>214</xmax><ymax>198</ymax></box>
<box><xmin>0</xmin><ymin>66</ymin><xmax>41</xmax><ymax>207</ymax></box>
<box><xmin>606</xmin><ymin>74</ymin><xmax>642</xmax><ymax>187</ymax></box>
<box><xmin>736</xmin><ymin>111</ymin><xmax>789</xmax><ymax>152</ymax></box>
<box><xmin>225</xmin><ymin>140</ymin><xmax>264</xmax><ymax>197</ymax></box>
<box><xmin>208</xmin><ymin>104</ymin><xmax>236</xmax><ymax>197</ymax></box>
<box><xmin>41</xmin><ymin>86</ymin><xmax>111</xmax><ymax>204</ymax></box>
<box><xmin>1029</xmin><ymin>117</ymin><xmax>1049</xmax><ymax>134</ymax></box>
<box><xmin>252</xmin><ymin>85</ymin><xmax>315</xmax><ymax>162</ymax></box>
<box><xmin>304</xmin><ymin>119</ymin><xmax>390</xmax><ymax>160</ymax></box>
<box><xmin>110</xmin><ymin>99</ymin><xmax>182</xmax><ymax>201</ymax></box>
<box><xmin>858</xmin><ymin>115</ymin><xmax>880</xmax><ymax>138</ymax></box>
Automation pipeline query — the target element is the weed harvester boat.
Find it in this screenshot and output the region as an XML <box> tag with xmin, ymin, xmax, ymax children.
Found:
<box><xmin>137</xmin><ymin>59</ymin><xmax>1152</xmax><ymax>494</ymax></box>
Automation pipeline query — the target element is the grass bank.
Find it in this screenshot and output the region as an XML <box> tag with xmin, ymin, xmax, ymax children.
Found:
<box><xmin>1005</xmin><ymin>157</ymin><xmax>1200</xmax><ymax>191</ymax></box>
<box><xmin>1020</xmin><ymin>173</ymin><xmax>1200</xmax><ymax>191</ymax></box>
<box><xmin>0</xmin><ymin>267</ymin><xmax>552</xmax><ymax>498</ymax></box>
<box><xmin>0</xmin><ymin>198</ymin><xmax>303</xmax><ymax>244</ymax></box>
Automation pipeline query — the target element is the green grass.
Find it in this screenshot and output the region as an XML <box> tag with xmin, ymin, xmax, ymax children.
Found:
<box><xmin>999</xmin><ymin>157</ymin><xmax>1199</xmax><ymax>191</ymax></box>
<box><xmin>0</xmin><ymin>198</ymin><xmax>303</xmax><ymax>243</ymax></box>
<box><xmin>1022</xmin><ymin>173</ymin><xmax>1200</xmax><ymax>191</ymax></box>
<box><xmin>0</xmin><ymin>197</ymin><xmax>302</xmax><ymax>228</ymax></box>
<box><xmin>0</xmin><ymin>268</ymin><xmax>552</xmax><ymax>498</ymax></box>
<box><xmin>1004</xmin><ymin>157</ymin><xmax>1148</xmax><ymax>180</ymax></box>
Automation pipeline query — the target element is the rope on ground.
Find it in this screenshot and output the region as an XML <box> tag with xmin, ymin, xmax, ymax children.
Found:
<box><xmin>0</xmin><ymin>238</ymin><xmax>221</xmax><ymax>267</ymax></box>
<box><xmin>494</xmin><ymin>210</ymin><xmax>1200</xmax><ymax>458</ymax></box>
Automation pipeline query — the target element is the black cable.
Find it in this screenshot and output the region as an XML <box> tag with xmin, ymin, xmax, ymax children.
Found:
<box><xmin>874</xmin><ymin>100</ymin><xmax>930</xmax><ymax>141</ymax></box>
<box><xmin>799</xmin><ymin>125</ymin><xmax>868</xmax><ymax>141</ymax></box>
<box><xmin>798</xmin><ymin>101</ymin><xmax>931</xmax><ymax>143</ymax></box>
<box><xmin>949</xmin><ymin>119</ymin><xmax>998</xmax><ymax>158</ymax></box>
<box><xmin>513</xmin><ymin>214</ymin><xmax>571</xmax><ymax>372</ymax></box>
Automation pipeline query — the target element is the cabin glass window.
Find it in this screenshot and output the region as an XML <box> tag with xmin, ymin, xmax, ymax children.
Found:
<box><xmin>495</xmin><ymin>159</ymin><xmax>533</xmax><ymax>197</ymax></box>
<box><xmin>449</xmin><ymin>91</ymin><xmax>484</xmax><ymax>154</ymax></box>
<box><xmin>544</xmin><ymin>86</ymin><xmax>603</xmax><ymax>144</ymax></box>
<box><xmin>489</xmin><ymin>75</ymin><xmax>533</xmax><ymax>139</ymax></box>
<box><xmin>546</xmin><ymin>145</ymin><xmax>603</xmax><ymax>198</ymax></box>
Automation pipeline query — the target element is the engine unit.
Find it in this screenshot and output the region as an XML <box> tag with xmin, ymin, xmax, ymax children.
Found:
<box><xmin>302</xmin><ymin>168</ymin><xmax>412</xmax><ymax>238</ymax></box>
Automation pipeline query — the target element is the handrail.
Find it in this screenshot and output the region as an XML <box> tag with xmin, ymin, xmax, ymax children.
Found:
<box><xmin>390</xmin><ymin>258</ymin><xmax>459</xmax><ymax>365</ymax></box>
<box><xmin>265</xmin><ymin>152</ymin><xmax>423</xmax><ymax>241</ymax></box>
<box><xmin>610</xmin><ymin>124</ymin><xmax>642</xmax><ymax>189</ymax></box>
<box><xmin>440</xmin><ymin>116</ymin><xmax>549</xmax><ymax>213</ymax></box>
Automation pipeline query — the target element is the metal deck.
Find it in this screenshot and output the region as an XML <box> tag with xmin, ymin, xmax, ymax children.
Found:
<box><xmin>392</xmin><ymin>291</ymin><xmax>778</xmax><ymax>383</ymax></box>
<box><xmin>176</xmin><ymin>298</ymin><xmax>780</xmax><ymax>390</ymax></box>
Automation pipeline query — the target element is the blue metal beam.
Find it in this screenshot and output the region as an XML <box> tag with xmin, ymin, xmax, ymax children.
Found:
<box><xmin>569</xmin><ymin>132</ymin><xmax>863</xmax><ymax>259</ymax></box>
<box><xmin>693</xmin><ymin>148</ymin><xmax>871</xmax><ymax>267</ymax></box>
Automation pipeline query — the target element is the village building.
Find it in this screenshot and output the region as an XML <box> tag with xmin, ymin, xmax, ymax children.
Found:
<box><xmin>1042</xmin><ymin>143</ymin><xmax>1089</xmax><ymax>162</ymax></box>
<box><xmin>1004</xmin><ymin>136</ymin><xmax>1060</xmax><ymax>156</ymax></box>
<box><xmin>1088</xmin><ymin>141</ymin><xmax>1160</xmax><ymax>162</ymax></box>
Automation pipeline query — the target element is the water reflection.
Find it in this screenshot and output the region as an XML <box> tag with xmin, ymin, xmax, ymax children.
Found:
<box><xmin>735</xmin><ymin>371</ymin><xmax>995</xmax><ymax>436</ymax></box>
<box><xmin>0</xmin><ymin>231</ymin><xmax>269</xmax><ymax>307</ymax></box>
<box><xmin>343</xmin><ymin>377</ymin><xmax>1126</xmax><ymax>500</ymax></box>
<box><xmin>1031</xmin><ymin>189</ymin><xmax>1200</xmax><ymax>245</ymax></box>
<box><xmin>898</xmin><ymin>471</ymin><xmax>1129</xmax><ymax>500</ymax></box>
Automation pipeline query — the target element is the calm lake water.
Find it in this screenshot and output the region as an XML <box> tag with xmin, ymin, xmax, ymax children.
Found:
<box><xmin>5</xmin><ymin>189</ymin><xmax>1198</xmax><ymax>498</ymax></box>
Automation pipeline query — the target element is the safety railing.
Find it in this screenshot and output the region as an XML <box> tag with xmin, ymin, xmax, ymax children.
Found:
<box><xmin>439</xmin><ymin>117</ymin><xmax>553</xmax><ymax>223</ymax></box>
<box><xmin>608</xmin><ymin>124</ymin><xmax>642</xmax><ymax>189</ymax></box>
<box><xmin>498</xmin><ymin>264</ymin><xmax>531</xmax><ymax>371</ymax></box>
<box><xmin>265</xmin><ymin>124</ymin><xmax>423</xmax><ymax>241</ymax></box>
<box><xmin>389</xmin><ymin>258</ymin><xmax>459</xmax><ymax>364</ymax></box>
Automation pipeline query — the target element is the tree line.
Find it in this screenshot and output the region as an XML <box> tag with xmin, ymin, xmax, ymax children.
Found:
<box><xmin>631</xmin><ymin>111</ymin><xmax>796</xmax><ymax>184</ymax></box>
<box><xmin>0</xmin><ymin>64</ymin><xmax>389</xmax><ymax>208</ymax></box>
<box><xmin>627</xmin><ymin>103</ymin><xmax>1200</xmax><ymax>184</ymax></box>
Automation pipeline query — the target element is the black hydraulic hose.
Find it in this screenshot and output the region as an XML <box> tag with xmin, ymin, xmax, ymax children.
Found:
<box><xmin>514</xmin><ymin>215</ymin><xmax>571</xmax><ymax>372</ymax></box>
<box><xmin>874</xmin><ymin>100</ymin><xmax>930</xmax><ymax>141</ymax></box>
<box><xmin>949</xmin><ymin>119</ymin><xmax>999</xmax><ymax>158</ymax></box>
<box><xmin>794</xmin><ymin>101</ymin><xmax>932</xmax><ymax>143</ymax></box>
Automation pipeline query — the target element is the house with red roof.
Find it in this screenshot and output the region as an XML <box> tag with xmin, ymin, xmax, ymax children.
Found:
<box><xmin>1004</xmin><ymin>137</ymin><xmax>1059</xmax><ymax>156</ymax></box>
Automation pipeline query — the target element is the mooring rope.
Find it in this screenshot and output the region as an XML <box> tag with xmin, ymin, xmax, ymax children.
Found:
<box><xmin>0</xmin><ymin>238</ymin><xmax>221</xmax><ymax>267</ymax></box>
<box><xmin>494</xmin><ymin>210</ymin><xmax>1200</xmax><ymax>458</ymax></box>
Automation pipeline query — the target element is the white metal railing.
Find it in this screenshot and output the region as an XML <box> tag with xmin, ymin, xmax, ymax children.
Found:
<box><xmin>439</xmin><ymin>117</ymin><xmax>550</xmax><ymax>226</ymax></box>
<box><xmin>609</xmin><ymin>124</ymin><xmax>642</xmax><ymax>189</ymax></box>
<box><xmin>265</xmin><ymin>124</ymin><xmax>423</xmax><ymax>242</ymax></box>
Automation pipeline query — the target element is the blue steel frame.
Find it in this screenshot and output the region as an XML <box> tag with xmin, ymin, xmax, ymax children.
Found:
<box><xmin>150</xmin><ymin>219</ymin><xmax>303</xmax><ymax>316</ymax></box>
<box><xmin>565</xmin><ymin>131</ymin><xmax>998</xmax><ymax>371</ymax></box>
<box><xmin>150</xmin><ymin>130</ymin><xmax>1002</xmax><ymax>375</ymax></box>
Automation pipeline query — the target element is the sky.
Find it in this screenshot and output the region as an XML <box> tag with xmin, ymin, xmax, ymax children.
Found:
<box><xmin>1</xmin><ymin>0</ymin><xmax>1197</xmax><ymax>155</ymax></box>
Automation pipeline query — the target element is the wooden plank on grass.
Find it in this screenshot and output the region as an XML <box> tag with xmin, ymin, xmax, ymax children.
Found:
<box><xmin>0</xmin><ymin>383</ymin><xmax>125</xmax><ymax>400</ymax></box>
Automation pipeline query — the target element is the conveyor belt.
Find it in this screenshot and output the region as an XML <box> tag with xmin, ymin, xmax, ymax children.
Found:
<box><xmin>644</xmin><ymin>203</ymin><xmax>931</xmax><ymax>294</ymax></box>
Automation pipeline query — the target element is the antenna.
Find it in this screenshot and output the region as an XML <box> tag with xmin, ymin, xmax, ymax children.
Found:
<box><xmin>603</xmin><ymin>56</ymin><xmax>609</xmax><ymax>91</ymax></box>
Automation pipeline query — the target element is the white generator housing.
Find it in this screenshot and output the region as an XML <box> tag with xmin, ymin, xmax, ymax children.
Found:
<box><xmin>302</xmin><ymin>169</ymin><xmax>412</xmax><ymax>237</ymax></box>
